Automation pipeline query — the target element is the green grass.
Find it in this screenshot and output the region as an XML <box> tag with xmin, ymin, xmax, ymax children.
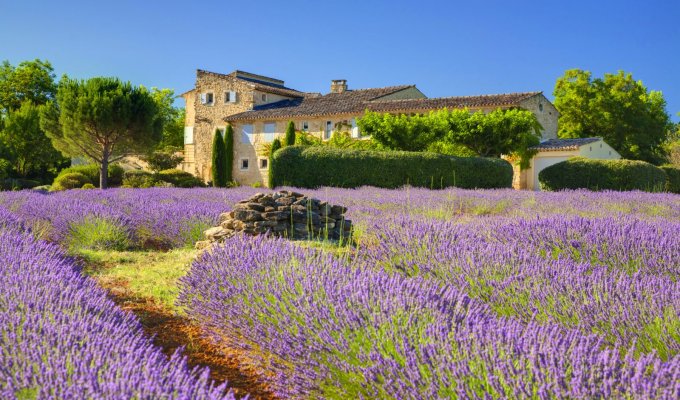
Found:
<box><xmin>78</xmin><ymin>248</ymin><xmax>197</xmax><ymax>311</ymax></box>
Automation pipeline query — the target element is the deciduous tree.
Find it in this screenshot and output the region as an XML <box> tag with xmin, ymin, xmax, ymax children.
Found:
<box><xmin>0</xmin><ymin>59</ymin><xmax>56</xmax><ymax>114</ymax></box>
<box><xmin>357</xmin><ymin>110</ymin><xmax>449</xmax><ymax>151</ymax></box>
<box><xmin>0</xmin><ymin>102</ymin><xmax>65</xmax><ymax>177</ymax></box>
<box><xmin>40</xmin><ymin>76</ymin><xmax>162</xmax><ymax>189</ymax></box>
<box><xmin>554</xmin><ymin>69</ymin><xmax>672</xmax><ymax>164</ymax></box>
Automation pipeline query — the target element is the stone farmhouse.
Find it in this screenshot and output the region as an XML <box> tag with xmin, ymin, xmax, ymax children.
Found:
<box><xmin>180</xmin><ymin>69</ymin><xmax>618</xmax><ymax>190</ymax></box>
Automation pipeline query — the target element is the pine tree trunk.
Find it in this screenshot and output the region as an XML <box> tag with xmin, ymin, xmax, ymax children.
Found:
<box><xmin>100</xmin><ymin>147</ymin><xmax>109</xmax><ymax>189</ymax></box>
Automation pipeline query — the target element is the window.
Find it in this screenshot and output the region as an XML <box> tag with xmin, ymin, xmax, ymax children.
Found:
<box><xmin>302</xmin><ymin>121</ymin><xmax>309</xmax><ymax>131</ymax></box>
<box><xmin>325</xmin><ymin>121</ymin><xmax>332</xmax><ymax>140</ymax></box>
<box><xmin>240</xmin><ymin>158</ymin><xmax>249</xmax><ymax>170</ymax></box>
<box><xmin>538</xmin><ymin>103</ymin><xmax>543</xmax><ymax>112</ymax></box>
<box><xmin>184</xmin><ymin>126</ymin><xmax>194</xmax><ymax>144</ymax></box>
<box><xmin>259</xmin><ymin>158</ymin><xmax>268</xmax><ymax>169</ymax></box>
<box><xmin>200</xmin><ymin>92</ymin><xmax>214</xmax><ymax>105</ymax></box>
<box><xmin>261</xmin><ymin>93</ymin><xmax>267</xmax><ymax>102</ymax></box>
<box><xmin>351</xmin><ymin>118</ymin><xmax>360</xmax><ymax>138</ymax></box>
<box><xmin>224</xmin><ymin>91</ymin><xmax>236</xmax><ymax>103</ymax></box>
<box><xmin>263</xmin><ymin>122</ymin><xmax>276</xmax><ymax>142</ymax></box>
<box><xmin>241</xmin><ymin>124</ymin><xmax>253</xmax><ymax>144</ymax></box>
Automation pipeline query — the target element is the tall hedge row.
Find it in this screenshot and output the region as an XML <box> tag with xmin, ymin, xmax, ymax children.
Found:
<box><xmin>538</xmin><ymin>157</ymin><xmax>667</xmax><ymax>192</ymax></box>
<box><xmin>269</xmin><ymin>146</ymin><xmax>513</xmax><ymax>189</ymax></box>
<box><xmin>660</xmin><ymin>165</ymin><xmax>680</xmax><ymax>194</ymax></box>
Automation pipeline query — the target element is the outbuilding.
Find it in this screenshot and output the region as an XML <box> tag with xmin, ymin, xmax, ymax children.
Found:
<box><xmin>518</xmin><ymin>137</ymin><xmax>621</xmax><ymax>191</ymax></box>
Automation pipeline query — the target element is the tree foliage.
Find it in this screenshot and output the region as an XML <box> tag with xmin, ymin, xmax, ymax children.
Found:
<box><xmin>211</xmin><ymin>129</ymin><xmax>227</xmax><ymax>187</ymax></box>
<box><xmin>40</xmin><ymin>76</ymin><xmax>162</xmax><ymax>189</ymax></box>
<box><xmin>149</xmin><ymin>87</ymin><xmax>184</xmax><ymax>150</ymax></box>
<box><xmin>224</xmin><ymin>124</ymin><xmax>234</xmax><ymax>183</ymax></box>
<box><xmin>0</xmin><ymin>102</ymin><xmax>65</xmax><ymax>177</ymax></box>
<box><xmin>268</xmin><ymin>138</ymin><xmax>282</xmax><ymax>188</ymax></box>
<box><xmin>0</xmin><ymin>59</ymin><xmax>56</xmax><ymax>114</ymax></box>
<box><xmin>358</xmin><ymin>108</ymin><xmax>541</xmax><ymax>168</ymax></box>
<box><xmin>143</xmin><ymin>150</ymin><xmax>183</xmax><ymax>172</ymax></box>
<box><xmin>357</xmin><ymin>110</ymin><xmax>449</xmax><ymax>151</ymax></box>
<box><xmin>554</xmin><ymin>69</ymin><xmax>672</xmax><ymax>164</ymax></box>
<box><xmin>284</xmin><ymin>120</ymin><xmax>296</xmax><ymax>146</ymax></box>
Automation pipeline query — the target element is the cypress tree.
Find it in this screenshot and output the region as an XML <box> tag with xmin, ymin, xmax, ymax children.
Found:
<box><xmin>224</xmin><ymin>124</ymin><xmax>234</xmax><ymax>183</ymax></box>
<box><xmin>211</xmin><ymin>128</ymin><xmax>227</xmax><ymax>187</ymax></box>
<box><xmin>268</xmin><ymin>138</ymin><xmax>282</xmax><ymax>188</ymax></box>
<box><xmin>284</xmin><ymin>120</ymin><xmax>296</xmax><ymax>146</ymax></box>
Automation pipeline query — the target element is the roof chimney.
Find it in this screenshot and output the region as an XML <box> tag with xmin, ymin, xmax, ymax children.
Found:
<box><xmin>330</xmin><ymin>79</ymin><xmax>347</xmax><ymax>94</ymax></box>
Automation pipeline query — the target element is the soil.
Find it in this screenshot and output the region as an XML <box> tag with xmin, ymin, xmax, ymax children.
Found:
<box><xmin>95</xmin><ymin>277</ymin><xmax>277</xmax><ymax>400</ymax></box>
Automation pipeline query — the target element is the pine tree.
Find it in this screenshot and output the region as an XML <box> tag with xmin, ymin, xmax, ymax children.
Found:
<box><xmin>211</xmin><ymin>128</ymin><xmax>227</xmax><ymax>187</ymax></box>
<box><xmin>284</xmin><ymin>120</ymin><xmax>296</xmax><ymax>146</ymax></box>
<box><xmin>224</xmin><ymin>124</ymin><xmax>234</xmax><ymax>183</ymax></box>
<box><xmin>268</xmin><ymin>138</ymin><xmax>282</xmax><ymax>188</ymax></box>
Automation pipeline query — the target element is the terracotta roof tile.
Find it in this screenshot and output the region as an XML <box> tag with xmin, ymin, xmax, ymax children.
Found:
<box><xmin>531</xmin><ymin>137</ymin><xmax>601</xmax><ymax>151</ymax></box>
<box><xmin>225</xmin><ymin>90</ymin><xmax>542</xmax><ymax>121</ymax></box>
<box><xmin>225</xmin><ymin>85</ymin><xmax>415</xmax><ymax>121</ymax></box>
<box><xmin>366</xmin><ymin>92</ymin><xmax>541</xmax><ymax>112</ymax></box>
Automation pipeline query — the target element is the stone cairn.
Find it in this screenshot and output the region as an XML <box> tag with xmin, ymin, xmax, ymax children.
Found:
<box><xmin>196</xmin><ymin>191</ymin><xmax>352</xmax><ymax>250</ymax></box>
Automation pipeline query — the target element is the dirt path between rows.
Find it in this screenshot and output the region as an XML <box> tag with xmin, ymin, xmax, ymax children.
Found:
<box><xmin>99</xmin><ymin>280</ymin><xmax>276</xmax><ymax>400</ymax></box>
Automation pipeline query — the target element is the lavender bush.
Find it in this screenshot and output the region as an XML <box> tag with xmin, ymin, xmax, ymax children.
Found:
<box><xmin>0</xmin><ymin>229</ymin><xmax>235</xmax><ymax>399</ymax></box>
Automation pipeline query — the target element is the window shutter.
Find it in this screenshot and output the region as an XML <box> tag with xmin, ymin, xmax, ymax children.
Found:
<box><xmin>230</xmin><ymin>91</ymin><xmax>237</xmax><ymax>103</ymax></box>
<box><xmin>200</xmin><ymin>93</ymin><xmax>206</xmax><ymax>104</ymax></box>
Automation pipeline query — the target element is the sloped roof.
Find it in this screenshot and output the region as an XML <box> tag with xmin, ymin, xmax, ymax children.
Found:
<box><xmin>225</xmin><ymin>89</ymin><xmax>542</xmax><ymax>121</ymax></box>
<box><xmin>225</xmin><ymin>85</ymin><xmax>415</xmax><ymax>121</ymax></box>
<box><xmin>366</xmin><ymin>92</ymin><xmax>542</xmax><ymax>113</ymax></box>
<box><xmin>197</xmin><ymin>69</ymin><xmax>306</xmax><ymax>98</ymax></box>
<box><xmin>531</xmin><ymin>137</ymin><xmax>602</xmax><ymax>152</ymax></box>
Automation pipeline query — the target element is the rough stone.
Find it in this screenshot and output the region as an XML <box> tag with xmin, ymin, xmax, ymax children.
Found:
<box><xmin>198</xmin><ymin>190</ymin><xmax>352</xmax><ymax>247</ymax></box>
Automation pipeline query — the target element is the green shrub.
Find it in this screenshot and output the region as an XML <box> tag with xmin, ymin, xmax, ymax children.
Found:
<box><xmin>224</xmin><ymin>124</ymin><xmax>234</xmax><ymax>183</ymax></box>
<box><xmin>0</xmin><ymin>159</ymin><xmax>11</xmax><ymax>180</ymax></box>
<box><xmin>539</xmin><ymin>157</ymin><xmax>667</xmax><ymax>192</ymax></box>
<box><xmin>158</xmin><ymin>169</ymin><xmax>205</xmax><ymax>188</ymax></box>
<box><xmin>0</xmin><ymin>178</ymin><xmax>41</xmax><ymax>191</ymax></box>
<box><xmin>211</xmin><ymin>128</ymin><xmax>228</xmax><ymax>187</ymax></box>
<box><xmin>56</xmin><ymin>164</ymin><xmax>124</xmax><ymax>187</ymax></box>
<box><xmin>284</xmin><ymin>121</ymin><xmax>296</xmax><ymax>146</ymax></box>
<box><xmin>122</xmin><ymin>170</ymin><xmax>160</xmax><ymax>188</ymax></box>
<box><xmin>660</xmin><ymin>165</ymin><xmax>680</xmax><ymax>194</ymax></box>
<box><xmin>51</xmin><ymin>172</ymin><xmax>91</xmax><ymax>191</ymax></box>
<box><xmin>270</xmin><ymin>146</ymin><xmax>513</xmax><ymax>189</ymax></box>
<box><xmin>143</xmin><ymin>150</ymin><xmax>183</xmax><ymax>172</ymax></box>
<box><xmin>67</xmin><ymin>217</ymin><xmax>131</xmax><ymax>251</ymax></box>
<box><xmin>81</xmin><ymin>183</ymin><xmax>96</xmax><ymax>189</ymax></box>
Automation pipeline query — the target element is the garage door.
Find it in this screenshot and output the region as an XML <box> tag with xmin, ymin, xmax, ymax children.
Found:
<box><xmin>533</xmin><ymin>156</ymin><xmax>570</xmax><ymax>191</ymax></box>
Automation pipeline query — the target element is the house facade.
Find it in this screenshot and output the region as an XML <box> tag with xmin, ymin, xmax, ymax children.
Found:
<box><xmin>181</xmin><ymin>69</ymin><xmax>563</xmax><ymax>188</ymax></box>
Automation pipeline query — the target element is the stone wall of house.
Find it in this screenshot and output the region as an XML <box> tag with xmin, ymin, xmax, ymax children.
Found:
<box><xmin>192</xmin><ymin>71</ymin><xmax>257</xmax><ymax>182</ymax></box>
<box><xmin>519</xmin><ymin>94</ymin><xmax>559</xmax><ymax>140</ymax></box>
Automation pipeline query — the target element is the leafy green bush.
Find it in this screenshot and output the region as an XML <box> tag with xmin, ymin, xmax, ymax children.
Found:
<box><xmin>67</xmin><ymin>217</ymin><xmax>131</xmax><ymax>251</ymax></box>
<box><xmin>56</xmin><ymin>164</ymin><xmax>124</xmax><ymax>187</ymax></box>
<box><xmin>51</xmin><ymin>172</ymin><xmax>92</xmax><ymax>191</ymax></box>
<box><xmin>81</xmin><ymin>183</ymin><xmax>96</xmax><ymax>189</ymax></box>
<box><xmin>660</xmin><ymin>165</ymin><xmax>680</xmax><ymax>194</ymax></box>
<box><xmin>158</xmin><ymin>169</ymin><xmax>205</xmax><ymax>188</ymax></box>
<box><xmin>0</xmin><ymin>159</ymin><xmax>11</xmax><ymax>180</ymax></box>
<box><xmin>143</xmin><ymin>150</ymin><xmax>183</xmax><ymax>172</ymax></box>
<box><xmin>122</xmin><ymin>170</ymin><xmax>161</xmax><ymax>188</ymax></box>
<box><xmin>270</xmin><ymin>146</ymin><xmax>513</xmax><ymax>189</ymax></box>
<box><xmin>0</xmin><ymin>178</ymin><xmax>41</xmax><ymax>191</ymax></box>
<box><xmin>539</xmin><ymin>157</ymin><xmax>667</xmax><ymax>192</ymax></box>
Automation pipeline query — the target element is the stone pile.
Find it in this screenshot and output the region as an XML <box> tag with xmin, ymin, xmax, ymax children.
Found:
<box><xmin>196</xmin><ymin>191</ymin><xmax>352</xmax><ymax>249</ymax></box>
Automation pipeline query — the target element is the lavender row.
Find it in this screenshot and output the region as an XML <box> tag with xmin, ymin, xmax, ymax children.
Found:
<box><xmin>179</xmin><ymin>235</ymin><xmax>680</xmax><ymax>399</ymax></box>
<box><xmin>0</xmin><ymin>229</ymin><xmax>235</xmax><ymax>399</ymax></box>
<box><xmin>361</xmin><ymin>215</ymin><xmax>680</xmax><ymax>358</ymax></box>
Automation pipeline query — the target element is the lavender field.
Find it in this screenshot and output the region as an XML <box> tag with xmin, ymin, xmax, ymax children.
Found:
<box><xmin>1</xmin><ymin>187</ymin><xmax>680</xmax><ymax>399</ymax></box>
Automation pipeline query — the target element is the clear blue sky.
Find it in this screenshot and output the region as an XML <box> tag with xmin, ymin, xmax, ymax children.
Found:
<box><xmin>1</xmin><ymin>0</ymin><xmax>678</xmax><ymax>121</ymax></box>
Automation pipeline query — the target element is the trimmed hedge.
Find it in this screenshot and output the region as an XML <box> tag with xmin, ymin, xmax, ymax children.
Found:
<box><xmin>51</xmin><ymin>172</ymin><xmax>92</xmax><ymax>191</ymax></box>
<box><xmin>56</xmin><ymin>164</ymin><xmax>124</xmax><ymax>187</ymax></box>
<box><xmin>270</xmin><ymin>146</ymin><xmax>513</xmax><ymax>189</ymax></box>
<box><xmin>157</xmin><ymin>169</ymin><xmax>205</xmax><ymax>188</ymax></box>
<box><xmin>122</xmin><ymin>169</ymin><xmax>205</xmax><ymax>188</ymax></box>
<box><xmin>660</xmin><ymin>165</ymin><xmax>680</xmax><ymax>194</ymax></box>
<box><xmin>539</xmin><ymin>157</ymin><xmax>667</xmax><ymax>192</ymax></box>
